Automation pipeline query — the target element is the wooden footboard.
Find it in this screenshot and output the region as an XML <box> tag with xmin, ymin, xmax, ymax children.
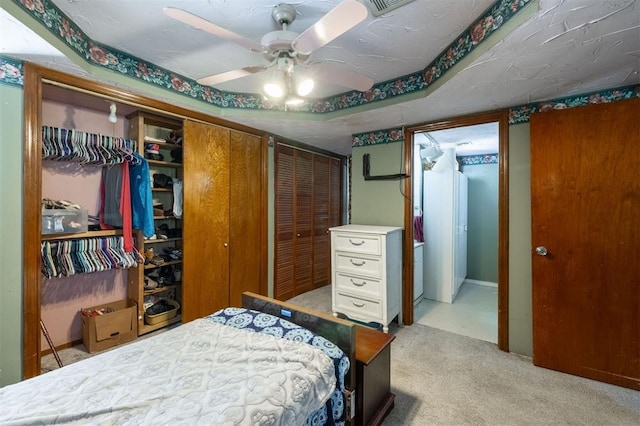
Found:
<box><xmin>242</xmin><ymin>293</ymin><xmax>400</xmax><ymax>425</ymax></box>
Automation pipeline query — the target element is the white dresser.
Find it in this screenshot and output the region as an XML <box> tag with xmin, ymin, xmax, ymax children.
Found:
<box><xmin>330</xmin><ymin>224</ymin><xmax>402</xmax><ymax>332</ymax></box>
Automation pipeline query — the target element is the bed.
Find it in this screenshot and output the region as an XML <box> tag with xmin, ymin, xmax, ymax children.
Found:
<box><xmin>0</xmin><ymin>293</ymin><xmax>357</xmax><ymax>426</ymax></box>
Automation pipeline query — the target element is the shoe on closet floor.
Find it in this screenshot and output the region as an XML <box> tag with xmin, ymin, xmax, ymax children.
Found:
<box><xmin>144</xmin><ymin>248</ymin><xmax>165</xmax><ymax>266</ymax></box>
<box><xmin>156</xmin><ymin>224</ymin><xmax>170</xmax><ymax>239</ymax></box>
<box><xmin>143</xmin><ymin>276</ymin><xmax>158</xmax><ymax>290</ymax></box>
<box><xmin>162</xmin><ymin>247</ymin><xmax>182</xmax><ymax>260</ymax></box>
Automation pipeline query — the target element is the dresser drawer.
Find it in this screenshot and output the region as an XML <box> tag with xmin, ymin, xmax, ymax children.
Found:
<box><xmin>335</xmin><ymin>272</ymin><xmax>381</xmax><ymax>299</ymax></box>
<box><xmin>334</xmin><ymin>233</ymin><xmax>382</xmax><ymax>255</ymax></box>
<box><xmin>334</xmin><ymin>292</ymin><xmax>382</xmax><ymax>319</ymax></box>
<box><xmin>335</xmin><ymin>253</ymin><xmax>381</xmax><ymax>277</ymax></box>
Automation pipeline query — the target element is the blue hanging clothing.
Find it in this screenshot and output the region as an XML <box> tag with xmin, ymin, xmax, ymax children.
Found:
<box><xmin>129</xmin><ymin>153</ymin><xmax>155</xmax><ymax>238</ymax></box>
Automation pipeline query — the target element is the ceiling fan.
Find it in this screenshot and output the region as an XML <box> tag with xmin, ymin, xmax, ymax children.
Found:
<box><xmin>163</xmin><ymin>0</ymin><xmax>374</xmax><ymax>102</ymax></box>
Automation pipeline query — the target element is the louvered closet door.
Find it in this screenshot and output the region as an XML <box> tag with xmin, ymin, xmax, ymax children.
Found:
<box><xmin>275</xmin><ymin>146</ymin><xmax>343</xmax><ymax>299</ymax></box>
<box><xmin>275</xmin><ymin>145</ymin><xmax>296</xmax><ymax>300</ymax></box>
<box><xmin>182</xmin><ymin>120</ymin><xmax>230</xmax><ymax>321</ymax></box>
<box><xmin>294</xmin><ymin>150</ymin><xmax>314</xmax><ymax>294</ymax></box>
<box><xmin>228</xmin><ymin>130</ymin><xmax>263</xmax><ymax>307</ymax></box>
<box><xmin>313</xmin><ymin>155</ymin><xmax>331</xmax><ymax>288</ymax></box>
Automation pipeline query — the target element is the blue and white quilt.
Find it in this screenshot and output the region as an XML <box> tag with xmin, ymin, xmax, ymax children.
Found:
<box><xmin>207</xmin><ymin>308</ymin><xmax>351</xmax><ymax>426</ymax></box>
<box><xmin>0</xmin><ymin>310</ymin><xmax>349</xmax><ymax>426</ymax></box>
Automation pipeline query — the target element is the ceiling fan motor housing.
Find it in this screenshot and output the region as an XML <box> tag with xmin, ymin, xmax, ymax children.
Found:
<box><xmin>261</xmin><ymin>3</ymin><xmax>300</xmax><ymax>55</ymax></box>
<box><xmin>261</xmin><ymin>30</ymin><xmax>298</xmax><ymax>53</ymax></box>
<box><xmin>272</xmin><ymin>3</ymin><xmax>297</xmax><ymax>25</ymax></box>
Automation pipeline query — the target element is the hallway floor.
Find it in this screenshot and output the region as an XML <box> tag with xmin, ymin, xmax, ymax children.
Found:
<box><xmin>414</xmin><ymin>281</ymin><xmax>497</xmax><ymax>343</ymax></box>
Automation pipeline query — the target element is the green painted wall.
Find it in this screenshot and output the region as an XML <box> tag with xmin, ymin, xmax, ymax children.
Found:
<box><xmin>351</xmin><ymin>142</ymin><xmax>405</xmax><ymax>227</ymax></box>
<box><xmin>350</xmin><ymin>126</ymin><xmax>534</xmax><ymax>357</ymax></box>
<box><xmin>507</xmin><ymin>123</ymin><xmax>533</xmax><ymax>356</ymax></box>
<box><xmin>0</xmin><ymin>83</ymin><xmax>24</xmax><ymax>386</ymax></box>
<box><xmin>463</xmin><ymin>163</ymin><xmax>499</xmax><ymax>283</ymax></box>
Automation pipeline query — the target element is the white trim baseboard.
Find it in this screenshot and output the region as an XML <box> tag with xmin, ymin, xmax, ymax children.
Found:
<box><xmin>464</xmin><ymin>279</ymin><xmax>497</xmax><ymax>288</ymax></box>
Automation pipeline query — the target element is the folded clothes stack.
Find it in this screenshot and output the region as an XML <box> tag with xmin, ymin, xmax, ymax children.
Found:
<box><xmin>42</xmin><ymin>198</ymin><xmax>82</xmax><ymax>210</ymax></box>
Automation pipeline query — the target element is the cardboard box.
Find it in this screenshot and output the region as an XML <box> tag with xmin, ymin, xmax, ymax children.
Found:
<box><xmin>81</xmin><ymin>299</ymin><xmax>137</xmax><ymax>353</ymax></box>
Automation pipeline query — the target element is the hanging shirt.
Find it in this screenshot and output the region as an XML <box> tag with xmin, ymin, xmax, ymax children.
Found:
<box><xmin>100</xmin><ymin>163</ymin><xmax>134</xmax><ymax>252</ymax></box>
<box><xmin>129</xmin><ymin>153</ymin><xmax>155</xmax><ymax>237</ymax></box>
<box><xmin>119</xmin><ymin>162</ymin><xmax>134</xmax><ymax>253</ymax></box>
<box><xmin>100</xmin><ymin>165</ymin><xmax>123</xmax><ymax>227</ymax></box>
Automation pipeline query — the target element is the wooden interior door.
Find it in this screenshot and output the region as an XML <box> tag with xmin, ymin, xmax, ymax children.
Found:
<box><xmin>530</xmin><ymin>98</ymin><xmax>639</xmax><ymax>390</ymax></box>
<box><xmin>228</xmin><ymin>130</ymin><xmax>264</xmax><ymax>307</ymax></box>
<box><xmin>183</xmin><ymin>120</ymin><xmax>230</xmax><ymax>321</ymax></box>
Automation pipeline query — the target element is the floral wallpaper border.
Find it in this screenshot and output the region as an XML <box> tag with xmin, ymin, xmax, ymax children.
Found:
<box><xmin>0</xmin><ymin>56</ymin><xmax>24</xmax><ymax>87</ymax></box>
<box><xmin>352</xmin><ymin>127</ymin><xmax>405</xmax><ymax>147</ymax></box>
<box><xmin>459</xmin><ymin>154</ymin><xmax>498</xmax><ymax>166</ymax></box>
<box><xmin>351</xmin><ymin>84</ymin><xmax>640</xmax><ymax>147</ymax></box>
<box><xmin>508</xmin><ymin>85</ymin><xmax>640</xmax><ymax>124</ymax></box>
<box><xmin>7</xmin><ymin>0</ymin><xmax>533</xmax><ymax>113</ymax></box>
<box><xmin>2</xmin><ymin>51</ymin><xmax>638</xmax><ymax>148</ymax></box>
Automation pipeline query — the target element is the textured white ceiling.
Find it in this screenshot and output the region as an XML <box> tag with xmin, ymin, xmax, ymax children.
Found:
<box><xmin>1</xmin><ymin>0</ymin><xmax>639</xmax><ymax>155</ymax></box>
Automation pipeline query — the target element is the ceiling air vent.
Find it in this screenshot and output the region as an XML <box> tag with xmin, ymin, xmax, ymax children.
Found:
<box><xmin>361</xmin><ymin>0</ymin><xmax>417</xmax><ymax>16</ymax></box>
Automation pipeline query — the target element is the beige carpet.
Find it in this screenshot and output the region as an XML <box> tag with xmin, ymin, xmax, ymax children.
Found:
<box><xmin>287</xmin><ymin>286</ymin><xmax>640</xmax><ymax>426</ymax></box>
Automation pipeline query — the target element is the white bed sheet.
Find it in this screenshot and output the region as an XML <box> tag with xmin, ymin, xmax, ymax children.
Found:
<box><xmin>0</xmin><ymin>319</ymin><xmax>337</xmax><ymax>425</ymax></box>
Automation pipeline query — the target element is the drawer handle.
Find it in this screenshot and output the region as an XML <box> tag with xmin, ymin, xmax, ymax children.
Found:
<box><xmin>348</xmin><ymin>239</ymin><xmax>365</xmax><ymax>246</ymax></box>
<box><xmin>351</xmin><ymin>301</ymin><xmax>365</xmax><ymax>308</ymax></box>
<box><xmin>350</xmin><ymin>278</ymin><xmax>367</xmax><ymax>287</ymax></box>
<box><xmin>349</xmin><ymin>259</ymin><xmax>366</xmax><ymax>267</ymax></box>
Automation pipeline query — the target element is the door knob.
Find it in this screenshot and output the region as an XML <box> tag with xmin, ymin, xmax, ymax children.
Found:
<box><xmin>223</xmin><ymin>243</ymin><xmax>228</xmax><ymax>247</ymax></box>
<box><xmin>535</xmin><ymin>246</ymin><xmax>548</xmax><ymax>256</ymax></box>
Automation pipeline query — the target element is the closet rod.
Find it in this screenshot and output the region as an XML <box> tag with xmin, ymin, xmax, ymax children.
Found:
<box><xmin>43</xmin><ymin>79</ymin><xmax>187</xmax><ymax>122</ymax></box>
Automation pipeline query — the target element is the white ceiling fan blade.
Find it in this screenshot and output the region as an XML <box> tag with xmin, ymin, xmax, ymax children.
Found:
<box><xmin>163</xmin><ymin>7</ymin><xmax>265</xmax><ymax>53</ymax></box>
<box><xmin>312</xmin><ymin>62</ymin><xmax>374</xmax><ymax>92</ymax></box>
<box><xmin>197</xmin><ymin>66</ymin><xmax>267</xmax><ymax>86</ymax></box>
<box><xmin>293</xmin><ymin>0</ymin><xmax>368</xmax><ymax>55</ymax></box>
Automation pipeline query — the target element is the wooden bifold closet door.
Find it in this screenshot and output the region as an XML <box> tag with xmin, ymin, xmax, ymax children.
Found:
<box><xmin>275</xmin><ymin>144</ymin><xmax>342</xmax><ymax>300</ymax></box>
<box><xmin>182</xmin><ymin>120</ymin><xmax>266</xmax><ymax>321</ymax></box>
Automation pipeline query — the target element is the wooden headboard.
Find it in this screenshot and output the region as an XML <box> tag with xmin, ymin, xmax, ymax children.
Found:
<box><xmin>241</xmin><ymin>292</ymin><xmax>356</xmax><ymax>392</ymax></box>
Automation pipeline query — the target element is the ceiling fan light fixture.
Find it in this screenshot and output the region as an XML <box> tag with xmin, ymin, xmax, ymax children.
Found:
<box><xmin>264</xmin><ymin>82</ymin><xmax>285</xmax><ymax>98</ymax></box>
<box><xmin>296</xmin><ymin>78</ymin><xmax>314</xmax><ymax>96</ymax></box>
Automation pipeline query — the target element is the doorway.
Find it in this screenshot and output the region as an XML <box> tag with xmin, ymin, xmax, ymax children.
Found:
<box><xmin>413</xmin><ymin>122</ymin><xmax>499</xmax><ymax>343</ymax></box>
<box><xmin>402</xmin><ymin>110</ymin><xmax>509</xmax><ymax>351</ymax></box>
